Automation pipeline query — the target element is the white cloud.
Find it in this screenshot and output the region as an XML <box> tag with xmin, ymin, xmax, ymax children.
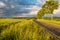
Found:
<box><xmin>53</xmin><ymin>5</ymin><xmax>60</xmax><ymax>14</ymax></box>
<box><xmin>28</xmin><ymin>6</ymin><xmax>41</xmax><ymax>15</ymax></box>
<box><xmin>0</xmin><ymin>1</ymin><xmax>6</xmax><ymax>8</ymax></box>
<box><xmin>53</xmin><ymin>5</ymin><xmax>60</xmax><ymax>17</ymax></box>
<box><xmin>37</xmin><ymin>0</ymin><xmax>45</xmax><ymax>4</ymax></box>
<box><xmin>11</xmin><ymin>5</ymin><xmax>15</xmax><ymax>8</ymax></box>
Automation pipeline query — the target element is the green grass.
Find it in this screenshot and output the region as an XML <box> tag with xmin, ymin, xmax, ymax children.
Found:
<box><xmin>44</xmin><ymin>17</ymin><xmax>60</xmax><ymax>21</ymax></box>
<box><xmin>0</xmin><ymin>19</ymin><xmax>54</xmax><ymax>40</ymax></box>
<box><xmin>38</xmin><ymin>19</ymin><xmax>60</xmax><ymax>25</ymax></box>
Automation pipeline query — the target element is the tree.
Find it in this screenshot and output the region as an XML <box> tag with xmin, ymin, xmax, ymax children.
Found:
<box><xmin>37</xmin><ymin>0</ymin><xmax>59</xmax><ymax>19</ymax></box>
<box><xmin>42</xmin><ymin>0</ymin><xmax>58</xmax><ymax>13</ymax></box>
<box><xmin>36</xmin><ymin>9</ymin><xmax>45</xmax><ymax>19</ymax></box>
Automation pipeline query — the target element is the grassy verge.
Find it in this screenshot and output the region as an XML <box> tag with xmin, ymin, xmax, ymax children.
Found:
<box><xmin>38</xmin><ymin>19</ymin><xmax>60</xmax><ymax>25</ymax></box>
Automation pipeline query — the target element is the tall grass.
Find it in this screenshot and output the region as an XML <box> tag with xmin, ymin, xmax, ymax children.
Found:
<box><xmin>38</xmin><ymin>19</ymin><xmax>60</xmax><ymax>25</ymax></box>
<box><xmin>0</xmin><ymin>19</ymin><xmax>54</xmax><ymax>40</ymax></box>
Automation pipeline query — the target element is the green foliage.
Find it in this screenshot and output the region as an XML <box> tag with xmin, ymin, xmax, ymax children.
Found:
<box><xmin>36</xmin><ymin>9</ymin><xmax>45</xmax><ymax>19</ymax></box>
<box><xmin>36</xmin><ymin>0</ymin><xmax>58</xmax><ymax>19</ymax></box>
<box><xmin>42</xmin><ymin>0</ymin><xmax>58</xmax><ymax>14</ymax></box>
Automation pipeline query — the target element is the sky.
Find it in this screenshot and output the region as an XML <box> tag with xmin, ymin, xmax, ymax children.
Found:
<box><xmin>0</xmin><ymin>0</ymin><xmax>60</xmax><ymax>17</ymax></box>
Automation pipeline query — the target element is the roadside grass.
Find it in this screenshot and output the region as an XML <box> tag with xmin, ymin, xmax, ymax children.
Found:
<box><xmin>38</xmin><ymin>19</ymin><xmax>60</xmax><ymax>25</ymax></box>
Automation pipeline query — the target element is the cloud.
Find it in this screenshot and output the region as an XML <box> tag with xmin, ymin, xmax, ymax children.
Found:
<box><xmin>10</xmin><ymin>5</ymin><xmax>15</xmax><ymax>8</ymax></box>
<box><xmin>53</xmin><ymin>5</ymin><xmax>60</xmax><ymax>17</ymax></box>
<box><xmin>13</xmin><ymin>5</ymin><xmax>41</xmax><ymax>17</ymax></box>
<box><xmin>0</xmin><ymin>1</ymin><xmax>6</xmax><ymax>8</ymax></box>
<box><xmin>37</xmin><ymin>0</ymin><xmax>45</xmax><ymax>4</ymax></box>
<box><xmin>0</xmin><ymin>0</ymin><xmax>45</xmax><ymax>17</ymax></box>
<box><xmin>53</xmin><ymin>5</ymin><xmax>60</xmax><ymax>14</ymax></box>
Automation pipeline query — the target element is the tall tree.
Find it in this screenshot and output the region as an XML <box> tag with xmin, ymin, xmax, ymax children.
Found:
<box><xmin>42</xmin><ymin>0</ymin><xmax>58</xmax><ymax>14</ymax></box>
<box><xmin>36</xmin><ymin>9</ymin><xmax>45</xmax><ymax>19</ymax></box>
<box><xmin>37</xmin><ymin>0</ymin><xmax>59</xmax><ymax>19</ymax></box>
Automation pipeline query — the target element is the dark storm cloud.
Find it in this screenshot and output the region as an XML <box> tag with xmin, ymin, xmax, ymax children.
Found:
<box><xmin>2</xmin><ymin>5</ymin><xmax>33</xmax><ymax>17</ymax></box>
<box><xmin>0</xmin><ymin>0</ymin><xmax>45</xmax><ymax>17</ymax></box>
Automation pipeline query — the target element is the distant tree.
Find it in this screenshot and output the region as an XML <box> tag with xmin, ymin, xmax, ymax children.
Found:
<box><xmin>37</xmin><ymin>0</ymin><xmax>59</xmax><ymax>19</ymax></box>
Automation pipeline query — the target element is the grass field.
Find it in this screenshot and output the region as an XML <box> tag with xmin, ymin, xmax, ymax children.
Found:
<box><xmin>38</xmin><ymin>18</ymin><xmax>60</xmax><ymax>25</ymax></box>
<box><xmin>42</xmin><ymin>17</ymin><xmax>60</xmax><ymax>25</ymax></box>
<box><xmin>44</xmin><ymin>17</ymin><xmax>60</xmax><ymax>21</ymax></box>
<box><xmin>0</xmin><ymin>18</ymin><xmax>55</xmax><ymax>40</ymax></box>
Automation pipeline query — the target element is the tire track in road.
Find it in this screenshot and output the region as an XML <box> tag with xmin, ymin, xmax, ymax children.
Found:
<box><xmin>33</xmin><ymin>20</ymin><xmax>60</xmax><ymax>40</ymax></box>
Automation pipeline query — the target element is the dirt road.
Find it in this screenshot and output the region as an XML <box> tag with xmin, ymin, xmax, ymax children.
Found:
<box><xmin>33</xmin><ymin>20</ymin><xmax>60</xmax><ymax>40</ymax></box>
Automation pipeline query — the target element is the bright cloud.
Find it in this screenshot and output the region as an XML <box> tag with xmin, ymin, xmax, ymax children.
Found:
<box><xmin>0</xmin><ymin>1</ymin><xmax>6</xmax><ymax>8</ymax></box>
<box><xmin>53</xmin><ymin>5</ymin><xmax>60</xmax><ymax>14</ymax></box>
<box><xmin>28</xmin><ymin>6</ymin><xmax>41</xmax><ymax>15</ymax></box>
<box><xmin>11</xmin><ymin>5</ymin><xmax>15</xmax><ymax>8</ymax></box>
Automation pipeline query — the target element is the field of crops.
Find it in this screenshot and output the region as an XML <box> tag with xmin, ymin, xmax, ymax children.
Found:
<box><xmin>44</xmin><ymin>17</ymin><xmax>60</xmax><ymax>21</ymax></box>
<box><xmin>0</xmin><ymin>18</ymin><xmax>55</xmax><ymax>40</ymax></box>
<box><xmin>38</xmin><ymin>18</ymin><xmax>60</xmax><ymax>25</ymax></box>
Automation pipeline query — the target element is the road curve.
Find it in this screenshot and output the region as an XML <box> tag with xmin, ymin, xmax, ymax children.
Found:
<box><xmin>33</xmin><ymin>20</ymin><xmax>60</xmax><ymax>40</ymax></box>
